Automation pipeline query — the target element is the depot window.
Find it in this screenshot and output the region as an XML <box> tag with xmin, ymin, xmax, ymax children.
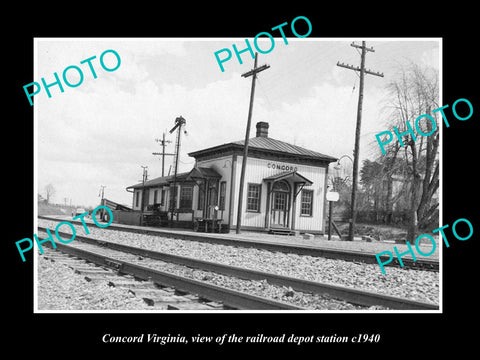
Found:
<box><xmin>219</xmin><ymin>181</ymin><xmax>226</xmax><ymax>210</ymax></box>
<box><xmin>300</xmin><ymin>189</ymin><xmax>313</xmax><ymax>216</ymax></box>
<box><xmin>197</xmin><ymin>183</ymin><xmax>205</xmax><ymax>210</ymax></box>
<box><xmin>161</xmin><ymin>189</ymin><xmax>165</xmax><ymax>205</ymax></box>
<box><xmin>179</xmin><ymin>185</ymin><xmax>193</xmax><ymax>209</ymax></box>
<box><xmin>135</xmin><ymin>191</ymin><xmax>140</xmax><ymax>207</ymax></box>
<box><xmin>169</xmin><ymin>186</ymin><xmax>178</xmax><ymax>209</ymax></box>
<box><xmin>247</xmin><ymin>183</ymin><xmax>261</xmax><ymax>212</ymax></box>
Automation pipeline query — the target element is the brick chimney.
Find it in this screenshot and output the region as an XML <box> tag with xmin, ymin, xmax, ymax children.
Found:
<box><xmin>256</xmin><ymin>121</ymin><xmax>269</xmax><ymax>138</ymax></box>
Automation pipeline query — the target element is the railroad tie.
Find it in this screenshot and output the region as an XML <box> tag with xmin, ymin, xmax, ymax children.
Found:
<box><xmin>74</xmin><ymin>268</ymin><xmax>116</xmax><ymax>276</ymax></box>
<box><xmin>167</xmin><ymin>303</ymin><xmax>219</xmax><ymax>310</ymax></box>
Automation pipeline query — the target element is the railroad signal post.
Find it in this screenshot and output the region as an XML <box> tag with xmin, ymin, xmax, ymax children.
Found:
<box><xmin>169</xmin><ymin>116</ymin><xmax>187</xmax><ymax>225</ymax></box>
<box><xmin>326</xmin><ymin>191</ymin><xmax>339</xmax><ymax>240</ymax></box>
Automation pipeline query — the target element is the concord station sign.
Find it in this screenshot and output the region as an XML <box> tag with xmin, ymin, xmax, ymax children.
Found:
<box><xmin>267</xmin><ymin>162</ymin><xmax>298</xmax><ymax>172</ymax></box>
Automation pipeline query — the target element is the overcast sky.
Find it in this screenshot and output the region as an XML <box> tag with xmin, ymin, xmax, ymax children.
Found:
<box><xmin>35</xmin><ymin>38</ymin><xmax>440</xmax><ymax>208</ymax></box>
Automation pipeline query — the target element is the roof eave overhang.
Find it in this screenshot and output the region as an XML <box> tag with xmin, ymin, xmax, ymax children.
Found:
<box><xmin>263</xmin><ymin>171</ymin><xmax>314</xmax><ymax>186</ymax></box>
<box><xmin>190</xmin><ymin>144</ymin><xmax>337</xmax><ymax>165</ymax></box>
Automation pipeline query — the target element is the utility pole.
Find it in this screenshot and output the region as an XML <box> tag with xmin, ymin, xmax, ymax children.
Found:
<box><xmin>141</xmin><ymin>167</ymin><xmax>149</xmax><ymax>182</ymax></box>
<box><xmin>140</xmin><ymin>166</ymin><xmax>148</xmax><ymax>221</ymax></box>
<box><xmin>153</xmin><ymin>132</ymin><xmax>174</xmax><ymax>177</ymax></box>
<box><xmin>236</xmin><ymin>52</ymin><xmax>270</xmax><ymax>234</ymax></box>
<box><xmin>337</xmin><ymin>41</ymin><xmax>383</xmax><ymax>241</ymax></box>
<box><xmin>99</xmin><ymin>185</ymin><xmax>106</xmax><ymax>201</ymax></box>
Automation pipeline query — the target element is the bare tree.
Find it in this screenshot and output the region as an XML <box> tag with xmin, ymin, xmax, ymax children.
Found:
<box><xmin>381</xmin><ymin>63</ymin><xmax>439</xmax><ymax>241</ymax></box>
<box><xmin>44</xmin><ymin>183</ymin><xmax>56</xmax><ymax>204</ymax></box>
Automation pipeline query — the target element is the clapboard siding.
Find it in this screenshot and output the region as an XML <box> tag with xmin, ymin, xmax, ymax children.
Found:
<box><xmin>232</xmin><ymin>156</ymin><xmax>327</xmax><ymax>232</ymax></box>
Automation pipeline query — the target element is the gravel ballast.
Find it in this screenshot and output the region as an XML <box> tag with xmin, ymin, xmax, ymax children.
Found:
<box><xmin>66</xmin><ymin>240</ymin><xmax>371</xmax><ymax>310</ymax></box>
<box><xmin>38</xmin><ymin>219</ymin><xmax>440</xmax><ymax>306</ymax></box>
<box><xmin>37</xmin><ymin>251</ymin><xmax>151</xmax><ymax>310</ymax></box>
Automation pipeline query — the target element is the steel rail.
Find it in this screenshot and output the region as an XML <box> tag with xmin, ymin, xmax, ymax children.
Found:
<box><xmin>39</xmin><ymin>227</ymin><xmax>439</xmax><ymax>310</ymax></box>
<box><xmin>42</xmin><ymin>239</ymin><xmax>303</xmax><ymax>310</ymax></box>
<box><xmin>38</xmin><ymin>216</ymin><xmax>439</xmax><ymax>271</ymax></box>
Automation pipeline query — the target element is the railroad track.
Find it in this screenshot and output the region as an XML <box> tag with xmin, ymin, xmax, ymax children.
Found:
<box><xmin>41</xmin><ymin>248</ymin><xmax>224</xmax><ymax>310</ymax></box>
<box><xmin>38</xmin><ymin>216</ymin><xmax>439</xmax><ymax>271</ymax></box>
<box><xmin>38</xmin><ymin>231</ymin><xmax>303</xmax><ymax>310</ymax></box>
<box><xmin>38</xmin><ymin>226</ymin><xmax>439</xmax><ymax>311</ymax></box>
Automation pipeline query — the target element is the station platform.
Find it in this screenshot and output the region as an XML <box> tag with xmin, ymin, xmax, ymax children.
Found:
<box><xmin>37</xmin><ymin>214</ymin><xmax>439</xmax><ymax>259</ymax></box>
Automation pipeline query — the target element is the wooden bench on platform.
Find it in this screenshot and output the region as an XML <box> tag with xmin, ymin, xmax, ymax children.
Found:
<box><xmin>193</xmin><ymin>219</ymin><xmax>228</xmax><ymax>233</ymax></box>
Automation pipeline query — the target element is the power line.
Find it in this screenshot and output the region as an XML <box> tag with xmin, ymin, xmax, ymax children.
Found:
<box><xmin>256</xmin><ymin>77</ymin><xmax>275</xmax><ymax>111</ymax></box>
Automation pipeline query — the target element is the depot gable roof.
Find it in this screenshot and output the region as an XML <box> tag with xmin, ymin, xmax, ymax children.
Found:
<box><xmin>188</xmin><ymin>136</ymin><xmax>337</xmax><ymax>163</ymax></box>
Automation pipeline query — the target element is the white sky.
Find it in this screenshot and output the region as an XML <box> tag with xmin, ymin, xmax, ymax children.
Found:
<box><xmin>35</xmin><ymin>38</ymin><xmax>440</xmax><ymax>208</ymax></box>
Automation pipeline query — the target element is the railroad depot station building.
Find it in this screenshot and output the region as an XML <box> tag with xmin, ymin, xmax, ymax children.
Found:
<box><xmin>125</xmin><ymin>122</ymin><xmax>337</xmax><ymax>234</ymax></box>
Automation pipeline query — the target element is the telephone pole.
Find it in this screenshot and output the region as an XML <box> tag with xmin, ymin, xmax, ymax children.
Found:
<box><xmin>153</xmin><ymin>132</ymin><xmax>174</xmax><ymax>177</ymax></box>
<box><xmin>141</xmin><ymin>166</ymin><xmax>149</xmax><ymax>182</ymax></box>
<box><xmin>99</xmin><ymin>185</ymin><xmax>106</xmax><ymax>200</ymax></box>
<box><xmin>236</xmin><ymin>52</ymin><xmax>270</xmax><ymax>234</ymax></box>
<box><xmin>140</xmin><ymin>166</ymin><xmax>148</xmax><ymax>215</ymax></box>
<box><xmin>337</xmin><ymin>41</ymin><xmax>383</xmax><ymax>241</ymax></box>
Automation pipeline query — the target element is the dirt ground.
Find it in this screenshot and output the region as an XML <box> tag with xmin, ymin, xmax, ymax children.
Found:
<box><xmin>38</xmin><ymin>202</ymin><xmax>76</xmax><ymax>216</ymax></box>
<box><xmin>335</xmin><ymin>222</ymin><xmax>408</xmax><ymax>241</ymax></box>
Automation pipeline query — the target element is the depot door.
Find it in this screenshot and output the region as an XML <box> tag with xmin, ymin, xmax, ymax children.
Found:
<box><xmin>142</xmin><ymin>188</ymin><xmax>150</xmax><ymax>211</ymax></box>
<box><xmin>270</xmin><ymin>181</ymin><xmax>290</xmax><ymax>228</ymax></box>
